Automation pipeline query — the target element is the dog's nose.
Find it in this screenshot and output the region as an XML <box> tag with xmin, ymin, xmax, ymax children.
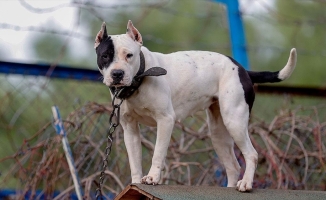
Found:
<box><xmin>111</xmin><ymin>69</ymin><xmax>124</xmax><ymax>80</ymax></box>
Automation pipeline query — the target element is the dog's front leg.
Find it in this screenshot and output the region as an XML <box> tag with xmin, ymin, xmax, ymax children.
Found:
<box><xmin>121</xmin><ymin>117</ymin><xmax>143</xmax><ymax>183</ymax></box>
<box><xmin>141</xmin><ymin>114</ymin><xmax>175</xmax><ymax>185</ymax></box>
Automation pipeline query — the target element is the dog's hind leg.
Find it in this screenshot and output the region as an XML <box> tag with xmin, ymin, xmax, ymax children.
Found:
<box><xmin>207</xmin><ymin>102</ymin><xmax>241</xmax><ymax>187</ymax></box>
<box><xmin>218</xmin><ymin>87</ymin><xmax>258</xmax><ymax>192</ymax></box>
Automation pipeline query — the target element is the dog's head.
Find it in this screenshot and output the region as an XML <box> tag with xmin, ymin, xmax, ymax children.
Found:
<box><xmin>94</xmin><ymin>20</ymin><xmax>143</xmax><ymax>87</ymax></box>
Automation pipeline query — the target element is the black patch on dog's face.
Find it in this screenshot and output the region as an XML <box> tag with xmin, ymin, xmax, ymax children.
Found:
<box><xmin>227</xmin><ymin>56</ymin><xmax>255</xmax><ymax>112</ymax></box>
<box><xmin>96</xmin><ymin>36</ymin><xmax>115</xmax><ymax>70</ymax></box>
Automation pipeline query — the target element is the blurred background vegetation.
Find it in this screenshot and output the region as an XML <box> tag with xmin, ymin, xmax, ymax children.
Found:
<box><xmin>0</xmin><ymin>0</ymin><xmax>325</xmax><ymax>194</ymax></box>
<box><xmin>24</xmin><ymin>0</ymin><xmax>326</xmax><ymax>86</ymax></box>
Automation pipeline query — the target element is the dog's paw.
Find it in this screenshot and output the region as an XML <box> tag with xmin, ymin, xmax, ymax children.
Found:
<box><xmin>236</xmin><ymin>179</ymin><xmax>253</xmax><ymax>192</ymax></box>
<box><xmin>141</xmin><ymin>175</ymin><xmax>159</xmax><ymax>185</ymax></box>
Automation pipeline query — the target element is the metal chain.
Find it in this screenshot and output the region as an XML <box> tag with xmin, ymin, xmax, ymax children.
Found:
<box><xmin>95</xmin><ymin>89</ymin><xmax>124</xmax><ymax>200</ymax></box>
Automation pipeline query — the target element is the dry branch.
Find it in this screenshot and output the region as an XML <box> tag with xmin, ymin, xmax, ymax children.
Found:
<box><xmin>1</xmin><ymin>102</ymin><xmax>325</xmax><ymax>198</ymax></box>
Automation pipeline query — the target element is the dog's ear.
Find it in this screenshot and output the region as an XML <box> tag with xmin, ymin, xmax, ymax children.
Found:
<box><xmin>126</xmin><ymin>20</ymin><xmax>143</xmax><ymax>45</ymax></box>
<box><xmin>94</xmin><ymin>22</ymin><xmax>108</xmax><ymax>49</ymax></box>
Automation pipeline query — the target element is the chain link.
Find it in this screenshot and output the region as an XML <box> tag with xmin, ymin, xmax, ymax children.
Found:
<box><xmin>95</xmin><ymin>89</ymin><xmax>124</xmax><ymax>200</ymax></box>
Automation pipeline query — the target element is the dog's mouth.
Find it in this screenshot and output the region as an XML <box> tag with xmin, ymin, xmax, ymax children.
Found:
<box><xmin>107</xmin><ymin>78</ymin><xmax>131</xmax><ymax>88</ymax></box>
<box><xmin>111</xmin><ymin>80</ymin><xmax>123</xmax><ymax>86</ymax></box>
<box><xmin>106</xmin><ymin>81</ymin><xmax>125</xmax><ymax>88</ymax></box>
<box><xmin>110</xmin><ymin>83</ymin><xmax>125</xmax><ymax>87</ymax></box>
<box><xmin>103</xmin><ymin>79</ymin><xmax>123</xmax><ymax>87</ymax></box>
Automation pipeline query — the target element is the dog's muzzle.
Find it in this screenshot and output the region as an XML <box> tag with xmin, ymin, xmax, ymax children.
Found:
<box><xmin>111</xmin><ymin>69</ymin><xmax>125</xmax><ymax>85</ymax></box>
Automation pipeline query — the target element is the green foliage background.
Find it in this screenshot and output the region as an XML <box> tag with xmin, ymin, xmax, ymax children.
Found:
<box><xmin>26</xmin><ymin>0</ymin><xmax>326</xmax><ymax>86</ymax></box>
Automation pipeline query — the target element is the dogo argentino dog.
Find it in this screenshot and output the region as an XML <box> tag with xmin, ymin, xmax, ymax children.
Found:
<box><xmin>94</xmin><ymin>20</ymin><xmax>297</xmax><ymax>192</ymax></box>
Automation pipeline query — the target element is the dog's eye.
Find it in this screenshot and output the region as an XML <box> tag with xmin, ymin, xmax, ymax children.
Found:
<box><xmin>102</xmin><ymin>55</ymin><xmax>108</xmax><ymax>59</ymax></box>
<box><xmin>126</xmin><ymin>53</ymin><xmax>133</xmax><ymax>59</ymax></box>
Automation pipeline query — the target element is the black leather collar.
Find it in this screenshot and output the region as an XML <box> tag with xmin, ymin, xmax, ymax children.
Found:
<box><xmin>109</xmin><ymin>51</ymin><xmax>167</xmax><ymax>99</ymax></box>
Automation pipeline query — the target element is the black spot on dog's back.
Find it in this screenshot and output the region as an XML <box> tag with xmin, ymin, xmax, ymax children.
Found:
<box><xmin>227</xmin><ymin>56</ymin><xmax>255</xmax><ymax>112</ymax></box>
<box><xmin>247</xmin><ymin>71</ymin><xmax>281</xmax><ymax>83</ymax></box>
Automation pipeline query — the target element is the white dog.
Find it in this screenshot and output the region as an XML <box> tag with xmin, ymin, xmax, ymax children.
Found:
<box><xmin>94</xmin><ymin>20</ymin><xmax>297</xmax><ymax>192</ymax></box>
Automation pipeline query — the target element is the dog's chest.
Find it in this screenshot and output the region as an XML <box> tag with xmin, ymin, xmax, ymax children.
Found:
<box><xmin>122</xmin><ymin>104</ymin><xmax>157</xmax><ymax>127</ymax></box>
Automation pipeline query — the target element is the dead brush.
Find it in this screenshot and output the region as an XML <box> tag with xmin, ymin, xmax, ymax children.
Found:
<box><xmin>1</xmin><ymin>102</ymin><xmax>325</xmax><ymax>199</ymax></box>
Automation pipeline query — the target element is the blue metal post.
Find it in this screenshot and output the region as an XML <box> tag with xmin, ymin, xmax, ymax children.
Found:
<box><xmin>213</xmin><ymin>0</ymin><xmax>250</xmax><ymax>69</ymax></box>
<box><xmin>52</xmin><ymin>106</ymin><xmax>83</xmax><ymax>200</ymax></box>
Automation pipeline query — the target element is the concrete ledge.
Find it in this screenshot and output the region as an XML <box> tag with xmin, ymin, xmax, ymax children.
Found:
<box><xmin>115</xmin><ymin>184</ymin><xmax>326</xmax><ymax>200</ymax></box>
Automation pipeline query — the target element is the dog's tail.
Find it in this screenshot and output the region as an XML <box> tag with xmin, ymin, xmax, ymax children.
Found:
<box><xmin>247</xmin><ymin>48</ymin><xmax>297</xmax><ymax>84</ymax></box>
